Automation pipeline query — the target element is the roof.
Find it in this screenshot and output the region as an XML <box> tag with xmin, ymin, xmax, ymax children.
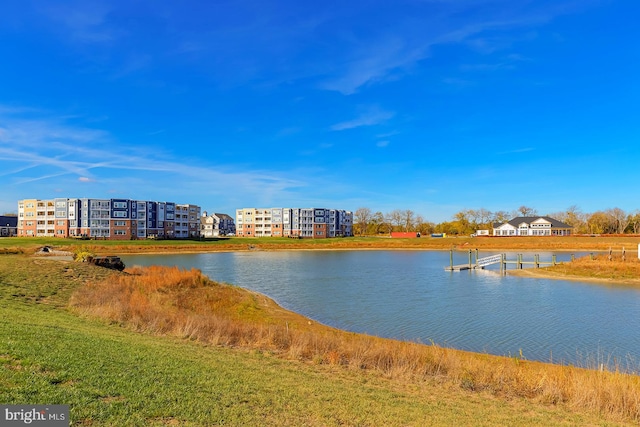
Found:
<box><xmin>214</xmin><ymin>213</ymin><xmax>234</xmax><ymax>221</ymax></box>
<box><xmin>496</xmin><ymin>216</ymin><xmax>572</xmax><ymax>229</ymax></box>
<box><xmin>0</xmin><ymin>215</ymin><xmax>18</xmax><ymax>227</ymax></box>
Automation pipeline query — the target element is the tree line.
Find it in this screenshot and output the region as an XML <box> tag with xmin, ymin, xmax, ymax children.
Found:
<box><xmin>353</xmin><ymin>205</ymin><xmax>640</xmax><ymax>236</ymax></box>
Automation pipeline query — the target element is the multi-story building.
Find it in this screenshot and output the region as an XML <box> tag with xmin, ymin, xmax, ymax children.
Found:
<box><xmin>235</xmin><ymin>207</ymin><xmax>353</xmax><ymax>238</ymax></box>
<box><xmin>17</xmin><ymin>198</ymin><xmax>200</xmax><ymax>240</ymax></box>
<box><xmin>200</xmin><ymin>212</ymin><xmax>236</xmax><ymax>237</ymax></box>
<box><xmin>173</xmin><ymin>203</ymin><xmax>201</xmax><ymax>238</ymax></box>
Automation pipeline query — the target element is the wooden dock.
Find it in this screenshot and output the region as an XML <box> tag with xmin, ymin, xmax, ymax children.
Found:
<box><xmin>445</xmin><ymin>250</ymin><xmax>559</xmax><ymax>272</ymax></box>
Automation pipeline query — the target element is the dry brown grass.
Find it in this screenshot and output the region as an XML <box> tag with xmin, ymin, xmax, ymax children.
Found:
<box><xmin>44</xmin><ymin>235</ymin><xmax>640</xmax><ymax>255</ymax></box>
<box><xmin>69</xmin><ymin>265</ymin><xmax>640</xmax><ymax>423</ymax></box>
<box><xmin>546</xmin><ymin>253</ymin><xmax>640</xmax><ymax>282</ymax></box>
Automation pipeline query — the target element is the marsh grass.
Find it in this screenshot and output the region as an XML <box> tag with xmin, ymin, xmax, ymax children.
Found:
<box><xmin>70</xmin><ymin>265</ymin><xmax>640</xmax><ymax>422</ymax></box>
<box><xmin>546</xmin><ymin>253</ymin><xmax>640</xmax><ymax>282</ymax></box>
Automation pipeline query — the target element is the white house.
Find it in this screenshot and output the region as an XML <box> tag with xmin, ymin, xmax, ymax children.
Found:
<box><xmin>201</xmin><ymin>212</ymin><xmax>236</xmax><ymax>237</ymax></box>
<box><xmin>493</xmin><ymin>216</ymin><xmax>572</xmax><ymax>236</ymax></box>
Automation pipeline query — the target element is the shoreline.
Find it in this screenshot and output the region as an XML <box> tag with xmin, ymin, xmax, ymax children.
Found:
<box><xmin>507</xmin><ymin>267</ymin><xmax>640</xmax><ymax>286</ymax></box>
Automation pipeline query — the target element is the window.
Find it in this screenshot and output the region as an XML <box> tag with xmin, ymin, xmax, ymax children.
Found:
<box><xmin>114</xmin><ymin>230</ymin><xmax>127</xmax><ymax>235</ymax></box>
<box><xmin>113</xmin><ymin>211</ymin><xmax>127</xmax><ymax>218</ymax></box>
<box><xmin>114</xmin><ymin>221</ymin><xmax>126</xmax><ymax>226</ymax></box>
<box><xmin>57</xmin><ymin>220</ymin><xmax>65</xmax><ymax>226</ymax></box>
<box><xmin>113</xmin><ymin>201</ymin><xmax>127</xmax><ymax>209</ymax></box>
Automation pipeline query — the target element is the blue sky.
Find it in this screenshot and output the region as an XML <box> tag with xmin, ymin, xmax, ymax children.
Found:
<box><xmin>1</xmin><ymin>0</ymin><xmax>638</xmax><ymax>222</ymax></box>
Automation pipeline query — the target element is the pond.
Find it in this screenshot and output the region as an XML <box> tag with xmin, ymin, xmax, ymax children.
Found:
<box><xmin>121</xmin><ymin>250</ymin><xmax>640</xmax><ymax>370</ymax></box>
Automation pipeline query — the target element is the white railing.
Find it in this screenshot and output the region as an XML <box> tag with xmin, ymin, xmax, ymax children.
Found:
<box><xmin>476</xmin><ymin>254</ymin><xmax>503</xmax><ymax>267</ymax></box>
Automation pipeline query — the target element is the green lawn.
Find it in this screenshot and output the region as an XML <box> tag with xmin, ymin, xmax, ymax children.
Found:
<box><xmin>0</xmin><ymin>255</ymin><xmax>632</xmax><ymax>426</ymax></box>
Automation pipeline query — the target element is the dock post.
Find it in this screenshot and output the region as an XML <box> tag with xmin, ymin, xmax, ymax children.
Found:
<box><xmin>475</xmin><ymin>249</ymin><xmax>479</xmax><ymax>268</ymax></box>
<box><xmin>468</xmin><ymin>249</ymin><xmax>472</xmax><ymax>269</ymax></box>
<box><xmin>501</xmin><ymin>254</ymin><xmax>505</xmax><ymax>274</ymax></box>
<box><xmin>571</xmin><ymin>254</ymin><xmax>575</xmax><ymax>262</ymax></box>
<box><xmin>449</xmin><ymin>250</ymin><xmax>453</xmax><ymax>270</ymax></box>
<box><xmin>552</xmin><ymin>254</ymin><xmax>557</xmax><ymax>266</ymax></box>
<box><xmin>535</xmin><ymin>254</ymin><xmax>539</xmax><ymax>268</ymax></box>
<box><xmin>518</xmin><ymin>254</ymin><xmax>522</xmax><ymax>269</ymax></box>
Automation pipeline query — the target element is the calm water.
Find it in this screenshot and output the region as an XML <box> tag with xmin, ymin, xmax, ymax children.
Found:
<box><xmin>121</xmin><ymin>250</ymin><xmax>640</xmax><ymax>370</ymax></box>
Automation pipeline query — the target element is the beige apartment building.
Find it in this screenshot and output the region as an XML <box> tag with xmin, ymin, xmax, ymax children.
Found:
<box><xmin>17</xmin><ymin>198</ymin><xmax>201</xmax><ymax>240</ymax></box>
<box><xmin>236</xmin><ymin>207</ymin><xmax>353</xmax><ymax>238</ymax></box>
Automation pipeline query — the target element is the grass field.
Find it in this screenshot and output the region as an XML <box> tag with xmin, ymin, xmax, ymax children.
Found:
<box><xmin>1</xmin><ymin>254</ymin><xmax>639</xmax><ymax>425</ymax></box>
<box><xmin>2</xmin><ymin>234</ymin><xmax>640</xmax><ymax>256</ymax></box>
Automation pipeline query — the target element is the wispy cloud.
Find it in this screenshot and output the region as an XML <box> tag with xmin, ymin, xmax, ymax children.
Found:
<box><xmin>0</xmin><ymin>107</ymin><xmax>309</xmax><ymax>205</ymax></box>
<box><xmin>331</xmin><ymin>107</ymin><xmax>395</xmax><ymax>131</ymax></box>
<box><xmin>321</xmin><ymin>36</ymin><xmax>428</xmax><ymax>95</ymax></box>
<box><xmin>319</xmin><ymin>1</ymin><xmax>588</xmax><ymax>95</ymax></box>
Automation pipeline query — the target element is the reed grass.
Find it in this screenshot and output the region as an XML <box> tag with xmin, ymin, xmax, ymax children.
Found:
<box><xmin>546</xmin><ymin>253</ymin><xmax>640</xmax><ymax>282</ymax></box>
<box><xmin>70</xmin><ymin>265</ymin><xmax>640</xmax><ymax>423</ymax></box>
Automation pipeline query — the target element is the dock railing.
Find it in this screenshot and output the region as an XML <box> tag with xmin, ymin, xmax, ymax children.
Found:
<box><xmin>446</xmin><ymin>249</ymin><xmax>560</xmax><ymax>273</ymax></box>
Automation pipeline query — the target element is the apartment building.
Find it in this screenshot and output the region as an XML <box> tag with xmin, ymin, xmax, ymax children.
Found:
<box><xmin>17</xmin><ymin>198</ymin><xmax>201</xmax><ymax>240</ymax></box>
<box><xmin>235</xmin><ymin>207</ymin><xmax>353</xmax><ymax>238</ymax></box>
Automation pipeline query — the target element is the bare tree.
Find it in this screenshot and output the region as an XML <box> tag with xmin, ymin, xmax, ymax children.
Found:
<box><xmin>354</xmin><ymin>207</ymin><xmax>373</xmax><ymax>236</ymax></box>
<box><xmin>415</xmin><ymin>215</ymin><xmax>435</xmax><ymax>235</ymax></box>
<box><xmin>606</xmin><ymin>207</ymin><xmax>628</xmax><ymax>234</ymax></box>
<box><xmin>629</xmin><ymin>210</ymin><xmax>640</xmax><ymax>234</ymax></box>
<box><xmin>403</xmin><ymin>209</ymin><xmax>415</xmax><ymax>231</ymax></box>
<box><xmin>476</xmin><ymin>208</ymin><xmax>492</xmax><ymax>227</ymax></box>
<box><xmin>371</xmin><ymin>211</ymin><xmax>386</xmax><ymax>235</ymax></box>
<box><xmin>518</xmin><ymin>205</ymin><xmax>538</xmax><ymax>216</ymax></box>
<box><xmin>492</xmin><ymin>211</ymin><xmax>511</xmax><ymax>224</ymax></box>
<box><xmin>387</xmin><ymin>210</ymin><xmax>404</xmax><ymax>231</ymax></box>
<box><xmin>564</xmin><ymin>205</ymin><xmax>587</xmax><ymax>233</ymax></box>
